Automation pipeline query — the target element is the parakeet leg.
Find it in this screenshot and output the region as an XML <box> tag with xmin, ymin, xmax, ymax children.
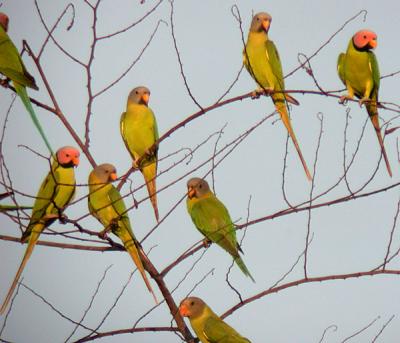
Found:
<box><xmin>251</xmin><ymin>86</ymin><xmax>273</xmax><ymax>99</ymax></box>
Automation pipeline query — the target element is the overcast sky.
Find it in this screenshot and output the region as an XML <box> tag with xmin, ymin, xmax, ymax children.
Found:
<box><xmin>0</xmin><ymin>0</ymin><xmax>400</xmax><ymax>342</ymax></box>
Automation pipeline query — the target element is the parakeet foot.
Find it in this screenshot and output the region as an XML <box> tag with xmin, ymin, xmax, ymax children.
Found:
<box><xmin>98</xmin><ymin>229</ymin><xmax>110</xmax><ymax>239</ymax></box>
<box><xmin>202</xmin><ymin>238</ymin><xmax>212</xmax><ymax>248</ymax></box>
<box><xmin>58</xmin><ymin>213</ymin><xmax>68</xmax><ymax>224</ymax></box>
<box><xmin>0</xmin><ymin>78</ymin><xmax>10</xmax><ymax>88</ymax></box>
<box><xmin>132</xmin><ymin>159</ymin><xmax>140</xmax><ymax>169</ymax></box>
<box><xmin>358</xmin><ymin>97</ymin><xmax>370</xmax><ymax>107</ymax></box>
<box><xmin>339</xmin><ymin>95</ymin><xmax>353</xmax><ymax>105</ymax></box>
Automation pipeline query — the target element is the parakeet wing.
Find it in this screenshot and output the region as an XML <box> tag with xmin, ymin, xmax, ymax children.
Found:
<box><xmin>190</xmin><ymin>196</ymin><xmax>238</xmax><ymax>256</ymax></box>
<box><xmin>265</xmin><ymin>39</ymin><xmax>284</xmax><ymax>89</ymax></box>
<box><xmin>0</xmin><ymin>29</ymin><xmax>37</xmax><ymax>89</ymax></box>
<box><xmin>337</xmin><ymin>52</ymin><xmax>346</xmax><ymax>85</ymax></box>
<box><xmin>203</xmin><ymin>316</ymin><xmax>251</xmax><ymax>343</ymax></box>
<box><xmin>368</xmin><ymin>51</ymin><xmax>380</xmax><ymax>92</ymax></box>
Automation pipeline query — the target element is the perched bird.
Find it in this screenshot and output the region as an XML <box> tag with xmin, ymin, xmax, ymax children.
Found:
<box><xmin>180</xmin><ymin>297</ymin><xmax>251</xmax><ymax>343</ymax></box>
<box><xmin>337</xmin><ymin>30</ymin><xmax>392</xmax><ymax>176</ymax></box>
<box><xmin>243</xmin><ymin>12</ymin><xmax>311</xmax><ymax>181</ymax></box>
<box><xmin>0</xmin><ymin>146</ymin><xmax>79</xmax><ymax>314</ymax></box>
<box><xmin>0</xmin><ymin>13</ymin><xmax>53</xmax><ymax>155</ymax></box>
<box><xmin>186</xmin><ymin>178</ymin><xmax>254</xmax><ymax>281</ymax></box>
<box><xmin>88</xmin><ymin>163</ymin><xmax>157</xmax><ymax>303</ymax></box>
<box><xmin>120</xmin><ymin>86</ymin><xmax>160</xmax><ymax>222</ymax></box>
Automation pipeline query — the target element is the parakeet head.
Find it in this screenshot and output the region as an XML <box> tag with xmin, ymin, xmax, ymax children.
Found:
<box><xmin>187</xmin><ymin>178</ymin><xmax>210</xmax><ymax>199</ymax></box>
<box><xmin>179</xmin><ymin>297</ymin><xmax>206</xmax><ymax>318</ymax></box>
<box><xmin>353</xmin><ymin>30</ymin><xmax>377</xmax><ymax>50</ymax></box>
<box><xmin>0</xmin><ymin>13</ymin><xmax>9</xmax><ymax>32</ymax></box>
<box><xmin>91</xmin><ymin>164</ymin><xmax>118</xmax><ymax>184</ymax></box>
<box><xmin>250</xmin><ymin>12</ymin><xmax>272</xmax><ymax>33</ymax></box>
<box><xmin>56</xmin><ymin>146</ymin><xmax>80</xmax><ymax>168</ymax></box>
<box><xmin>128</xmin><ymin>86</ymin><xmax>151</xmax><ymax>106</ymax></box>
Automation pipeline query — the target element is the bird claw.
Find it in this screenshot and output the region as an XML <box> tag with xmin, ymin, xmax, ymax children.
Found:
<box><xmin>251</xmin><ymin>87</ymin><xmax>273</xmax><ymax>99</ymax></box>
<box><xmin>59</xmin><ymin>213</ymin><xmax>68</xmax><ymax>224</ymax></box>
<box><xmin>98</xmin><ymin>230</ymin><xmax>108</xmax><ymax>239</ymax></box>
<box><xmin>0</xmin><ymin>78</ymin><xmax>9</xmax><ymax>88</ymax></box>
<box><xmin>132</xmin><ymin>159</ymin><xmax>140</xmax><ymax>169</ymax></box>
<box><xmin>339</xmin><ymin>95</ymin><xmax>352</xmax><ymax>105</ymax></box>
<box><xmin>202</xmin><ymin>238</ymin><xmax>212</xmax><ymax>248</ymax></box>
<box><xmin>358</xmin><ymin>97</ymin><xmax>369</xmax><ymax>107</ymax></box>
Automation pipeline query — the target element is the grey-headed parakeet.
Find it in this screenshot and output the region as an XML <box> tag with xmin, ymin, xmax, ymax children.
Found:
<box><xmin>180</xmin><ymin>297</ymin><xmax>251</xmax><ymax>343</ymax></box>
<box><xmin>186</xmin><ymin>178</ymin><xmax>254</xmax><ymax>281</ymax></box>
<box><xmin>337</xmin><ymin>29</ymin><xmax>392</xmax><ymax>176</ymax></box>
<box><xmin>0</xmin><ymin>146</ymin><xmax>79</xmax><ymax>314</ymax></box>
<box><xmin>88</xmin><ymin>163</ymin><xmax>157</xmax><ymax>303</ymax></box>
<box><xmin>120</xmin><ymin>86</ymin><xmax>160</xmax><ymax>221</ymax></box>
<box><xmin>0</xmin><ymin>13</ymin><xmax>53</xmax><ymax>155</ymax></box>
<box><xmin>243</xmin><ymin>12</ymin><xmax>311</xmax><ymax>181</ymax></box>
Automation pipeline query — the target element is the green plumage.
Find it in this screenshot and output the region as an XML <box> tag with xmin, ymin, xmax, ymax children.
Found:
<box><xmin>243</xmin><ymin>12</ymin><xmax>311</xmax><ymax>180</ymax></box>
<box><xmin>0</xmin><ymin>15</ymin><xmax>53</xmax><ymax>155</ymax></box>
<box><xmin>180</xmin><ymin>297</ymin><xmax>251</xmax><ymax>343</ymax></box>
<box><xmin>0</xmin><ymin>146</ymin><xmax>79</xmax><ymax>314</ymax></box>
<box><xmin>88</xmin><ymin>164</ymin><xmax>157</xmax><ymax>303</ymax></box>
<box><xmin>120</xmin><ymin>86</ymin><xmax>160</xmax><ymax>221</ymax></box>
<box><xmin>337</xmin><ymin>30</ymin><xmax>392</xmax><ymax>176</ymax></box>
<box><xmin>186</xmin><ymin>178</ymin><xmax>254</xmax><ymax>281</ymax></box>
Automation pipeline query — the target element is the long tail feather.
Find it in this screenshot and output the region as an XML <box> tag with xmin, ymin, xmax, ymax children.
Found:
<box><xmin>0</xmin><ymin>224</ymin><xmax>42</xmax><ymax>314</ymax></box>
<box><xmin>141</xmin><ymin>163</ymin><xmax>159</xmax><ymax>222</ymax></box>
<box><xmin>274</xmin><ymin>97</ymin><xmax>312</xmax><ymax>181</ymax></box>
<box><xmin>14</xmin><ymin>83</ymin><xmax>54</xmax><ymax>156</ymax></box>
<box><xmin>367</xmin><ymin>103</ymin><xmax>392</xmax><ymax>177</ymax></box>
<box><xmin>124</xmin><ymin>238</ymin><xmax>158</xmax><ymax>304</ymax></box>
<box><xmin>234</xmin><ymin>255</ymin><xmax>255</xmax><ymax>283</ymax></box>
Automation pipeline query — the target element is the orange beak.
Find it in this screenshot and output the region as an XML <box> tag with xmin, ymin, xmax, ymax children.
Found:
<box><xmin>141</xmin><ymin>93</ymin><xmax>150</xmax><ymax>105</ymax></box>
<box><xmin>187</xmin><ymin>186</ymin><xmax>196</xmax><ymax>199</ymax></box>
<box><xmin>72</xmin><ymin>156</ymin><xmax>80</xmax><ymax>167</ymax></box>
<box><xmin>179</xmin><ymin>304</ymin><xmax>189</xmax><ymax>317</ymax></box>
<box><xmin>369</xmin><ymin>39</ymin><xmax>377</xmax><ymax>49</ymax></box>
<box><xmin>110</xmin><ymin>172</ymin><xmax>118</xmax><ymax>181</ymax></box>
<box><xmin>262</xmin><ymin>19</ymin><xmax>270</xmax><ymax>32</ymax></box>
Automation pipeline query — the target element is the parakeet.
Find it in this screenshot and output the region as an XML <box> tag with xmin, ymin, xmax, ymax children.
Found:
<box><xmin>120</xmin><ymin>86</ymin><xmax>159</xmax><ymax>222</ymax></box>
<box><xmin>88</xmin><ymin>163</ymin><xmax>157</xmax><ymax>303</ymax></box>
<box><xmin>243</xmin><ymin>12</ymin><xmax>311</xmax><ymax>181</ymax></box>
<box><xmin>186</xmin><ymin>178</ymin><xmax>254</xmax><ymax>281</ymax></box>
<box><xmin>337</xmin><ymin>29</ymin><xmax>392</xmax><ymax>177</ymax></box>
<box><xmin>180</xmin><ymin>297</ymin><xmax>251</xmax><ymax>343</ymax></box>
<box><xmin>0</xmin><ymin>13</ymin><xmax>53</xmax><ymax>155</ymax></box>
<box><xmin>0</xmin><ymin>146</ymin><xmax>79</xmax><ymax>314</ymax></box>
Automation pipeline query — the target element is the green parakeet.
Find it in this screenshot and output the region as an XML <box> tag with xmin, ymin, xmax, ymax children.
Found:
<box><xmin>88</xmin><ymin>163</ymin><xmax>157</xmax><ymax>303</ymax></box>
<box><xmin>186</xmin><ymin>178</ymin><xmax>254</xmax><ymax>281</ymax></box>
<box><xmin>243</xmin><ymin>12</ymin><xmax>311</xmax><ymax>181</ymax></box>
<box><xmin>0</xmin><ymin>146</ymin><xmax>79</xmax><ymax>314</ymax></box>
<box><xmin>0</xmin><ymin>13</ymin><xmax>53</xmax><ymax>155</ymax></box>
<box><xmin>337</xmin><ymin>30</ymin><xmax>392</xmax><ymax>177</ymax></box>
<box><xmin>179</xmin><ymin>297</ymin><xmax>251</xmax><ymax>343</ymax></box>
<box><xmin>120</xmin><ymin>86</ymin><xmax>160</xmax><ymax>222</ymax></box>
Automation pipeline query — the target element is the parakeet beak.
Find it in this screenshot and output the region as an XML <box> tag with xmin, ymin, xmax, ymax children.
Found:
<box><xmin>110</xmin><ymin>172</ymin><xmax>118</xmax><ymax>181</ymax></box>
<box><xmin>369</xmin><ymin>39</ymin><xmax>377</xmax><ymax>49</ymax></box>
<box><xmin>141</xmin><ymin>93</ymin><xmax>150</xmax><ymax>105</ymax></box>
<box><xmin>72</xmin><ymin>156</ymin><xmax>80</xmax><ymax>167</ymax></box>
<box><xmin>262</xmin><ymin>19</ymin><xmax>270</xmax><ymax>32</ymax></box>
<box><xmin>179</xmin><ymin>304</ymin><xmax>189</xmax><ymax>317</ymax></box>
<box><xmin>187</xmin><ymin>186</ymin><xmax>196</xmax><ymax>199</ymax></box>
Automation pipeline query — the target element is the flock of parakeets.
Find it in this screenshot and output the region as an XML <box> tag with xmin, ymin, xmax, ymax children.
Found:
<box><xmin>0</xmin><ymin>7</ymin><xmax>393</xmax><ymax>342</ymax></box>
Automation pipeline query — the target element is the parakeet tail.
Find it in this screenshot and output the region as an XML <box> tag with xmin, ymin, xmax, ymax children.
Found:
<box><xmin>366</xmin><ymin>103</ymin><xmax>392</xmax><ymax>177</ymax></box>
<box><xmin>124</xmin><ymin>238</ymin><xmax>158</xmax><ymax>304</ymax></box>
<box><xmin>234</xmin><ymin>255</ymin><xmax>255</xmax><ymax>283</ymax></box>
<box><xmin>0</xmin><ymin>224</ymin><xmax>42</xmax><ymax>314</ymax></box>
<box><xmin>274</xmin><ymin>98</ymin><xmax>312</xmax><ymax>181</ymax></box>
<box><xmin>14</xmin><ymin>83</ymin><xmax>54</xmax><ymax>156</ymax></box>
<box><xmin>141</xmin><ymin>163</ymin><xmax>159</xmax><ymax>222</ymax></box>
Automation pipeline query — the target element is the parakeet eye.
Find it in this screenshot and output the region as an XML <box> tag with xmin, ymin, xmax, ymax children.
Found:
<box><xmin>135</xmin><ymin>91</ymin><xmax>139</xmax><ymax>94</ymax></box>
<box><xmin>199</xmin><ymin>184</ymin><xmax>202</xmax><ymax>189</ymax></box>
<box><xmin>190</xmin><ymin>301</ymin><xmax>195</xmax><ymax>306</ymax></box>
<box><xmin>363</xmin><ymin>35</ymin><xmax>367</xmax><ymax>39</ymax></box>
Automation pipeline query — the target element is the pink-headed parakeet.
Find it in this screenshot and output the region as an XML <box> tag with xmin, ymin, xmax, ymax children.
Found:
<box><xmin>0</xmin><ymin>146</ymin><xmax>79</xmax><ymax>314</ymax></box>
<box><xmin>337</xmin><ymin>29</ymin><xmax>392</xmax><ymax>176</ymax></box>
